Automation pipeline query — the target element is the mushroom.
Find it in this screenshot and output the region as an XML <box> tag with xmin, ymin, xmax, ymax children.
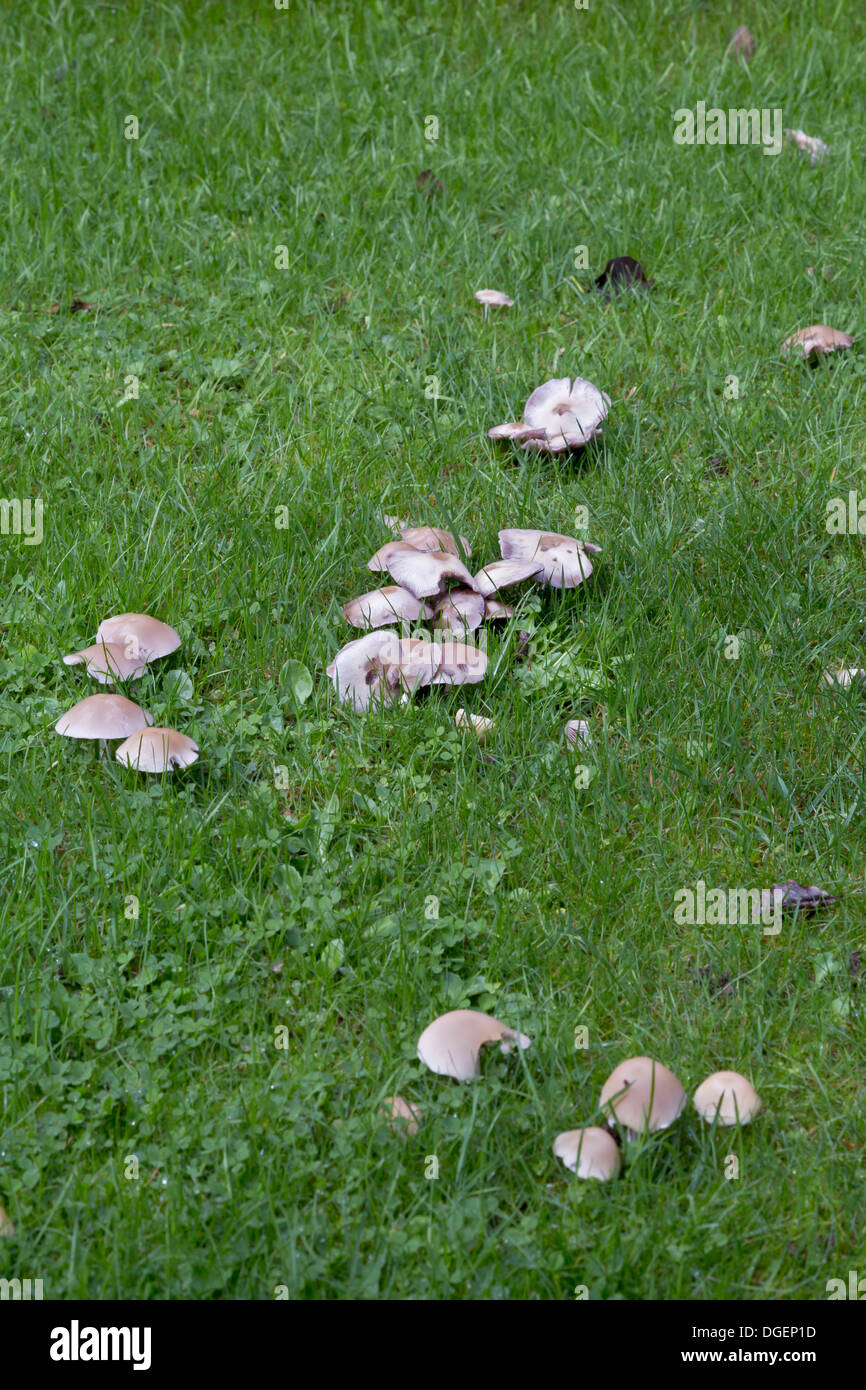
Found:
<box><xmin>417</xmin><ymin>1009</ymin><xmax>530</xmax><ymax>1081</ymax></box>
<box><xmin>693</xmin><ymin>1071</ymin><xmax>761</xmax><ymax>1125</ymax></box>
<box><xmin>553</xmin><ymin>1127</ymin><xmax>621</xmax><ymax>1180</ymax></box>
<box><xmin>342</xmin><ymin>586</ymin><xmax>431</xmax><ymax>630</ymax></box>
<box><xmin>62</xmin><ymin>640</ymin><xmax>149</xmax><ymax>684</ymax></box>
<box><xmin>593</xmin><ymin>257</ymin><xmax>654</xmax><ymax>302</ymax></box>
<box><xmin>115</xmin><ymin>727</ymin><xmax>199</xmax><ymax>773</ymax></box>
<box><xmin>378</xmin><ymin>1095</ymin><xmax>422</xmax><ymax>1136</ymax></box>
<box><xmin>781</xmin><ymin>325</ymin><xmax>853</xmax><ymax>358</ymax></box>
<box><xmin>432</xmin><ymin>640</ymin><xmax>488</xmax><ymax>685</ymax></box>
<box><xmin>0</xmin><ymin>1204</ymin><xmax>15</xmax><ymax>1239</ymax></box>
<box><xmin>499</xmin><ymin>528</ymin><xmax>600</xmax><ymax>589</ymax></box>
<box><xmin>55</xmin><ymin>693</ymin><xmax>154</xmax><ymax>742</ymax></box>
<box><xmin>455</xmin><ymin>708</ymin><xmax>495</xmax><ymax>741</ymax></box>
<box><xmin>483</xmin><ymin>598</ymin><xmax>515</xmax><ymax>622</ymax></box>
<box><xmin>823</xmin><ymin>667</ymin><xmax>866</xmax><ymax>687</ymax></box>
<box><xmin>399</xmin><ymin>526</ymin><xmax>472</xmax><ymax>559</ymax></box>
<box><xmin>326</xmin><ymin>629</ymin><xmax>403</xmax><ymax>711</ymax></box>
<box><xmin>94</xmin><ymin>613</ymin><xmax>181</xmax><ymax>662</ymax></box>
<box><xmin>726</xmin><ymin>25</ymin><xmax>755</xmax><ymax>59</ymax></box>
<box><xmin>377</xmin><ymin>546</ymin><xmax>478</xmax><ymax>600</ymax></box>
<box><xmin>473</xmin><ymin>558</ymin><xmax>544</xmax><ymax>597</ymax></box>
<box><xmin>600</xmin><ymin>1056</ymin><xmax>686</xmax><ymax>1137</ymax></box>
<box><xmin>389</xmin><ymin>638</ymin><xmax>443</xmax><ymax>693</ymax></box>
<box><xmin>475</xmin><ymin>288</ymin><xmax>514</xmax><ymax>319</ymax></box>
<box><xmin>431</xmin><ymin>587</ymin><xmax>485</xmax><ymax>633</ymax></box>
<box><xmin>784</xmin><ymin>128</ymin><xmax>830</xmax><ymax>163</ymax></box>
<box><xmin>759</xmin><ymin>881</ymin><xmax>835</xmax><ymax>916</ymax></box>
<box><xmin>565</xmin><ymin>718</ymin><xmax>592</xmax><ymax>751</ymax></box>
<box><xmin>489</xmin><ymin>376</ymin><xmax>610</xmax><ymax>453</ymax></box>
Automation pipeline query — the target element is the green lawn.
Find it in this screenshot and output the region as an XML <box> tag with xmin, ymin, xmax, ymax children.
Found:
<box><xmin>1</xmin><ymin>0</ymin><xmax>864</xmax><ymax>1299</ymax></box>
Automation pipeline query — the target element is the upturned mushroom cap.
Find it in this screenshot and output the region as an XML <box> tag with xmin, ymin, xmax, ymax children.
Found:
<box><xmin>600</xmin><ymin>1056</ymin><xmax>686</xmax><ymax>1136</ymax></box>
<box><xmin>474</xmin><ymin>558</ymin><xmax>544</xmax><ymax>597</ymax></box>
<box><xmin>342</xmin><ymin>586</ymin><xmax>430</xmax><ymax>629</ymax></box>
<box><xmin>115</xmin><ymin>726</ymin><xmax>199</xmax><ymax>773</ymax></box>
<box><xmin>94</xmin><ymin>613</ymin><xmax>181</xmax><ymax>662</ymax></box>
<box><xmin>326</xmin><ymin>629</ymin><xmax>403</xmax><ymax>711</ymax></box>
<box><xmin>823</xmin><ymin>666</ymin><xmax>866</xmax><ymax>687</ymax></box>
<box><xmin>553</xmin><ymin>1127</ymin><xmax>622</xmax><ymax>1180</ymax></box>
<box><xmin>379</xmin><ymin>1094</ymin><xmax>422</xmax><ymax>1136</ymax></box>
<box><xmin>381</xmin><ymin>546</ymin><xmax>479</xmax><ymax>600</ymax></box>
<box><xmin>565</xmin><ymin>718</ymin><xmax>592</xmax><ymax>751</ymax></box>
<box><xmin>62</xmin><ymin>641</ymin><xmax>149</xmax><ymax>684</ymax></box>
<box><xmin>499</xmin><ymin>528</ymin><xmax>600</xmax><ymax>589</ymax></box>
<box><xmin>400</xmin><ymin>526</ymin><xmax>472</xmax><ymax>558</ymax></box>
<box><xmin>432</xmin><ymin>640</ymin><xmax>488</xmax><ymax>685</ymax></box>
<box><xmin>55</xmin><ymin>693</ymin><xmax>154</xmax><ymax>740</ymax></box>
<box><xmin>455</xmin><ymin>708</ymin><xmax>495</xmax><ymax>741</ymax></box>
<box><xmin>417</xmin><ymin>1009</ymin><xmax>530</xmax><ymax>1081</ymax></box>
<box><xmin>432</xmin><ymin>587</ymin><xmax>485</xmax><ymax>633</ymax></box>
<box><xmin>521</xmin><ymin>376</ymin><xmax>610</xmax><ymax>452</ymax></box>
<box><xmin>781</xmin><ymin>325</ymin><xmax>853</xmax><ymax>357</ymax></box>
<box><xmin>483</xmin><ymin>598</ymin><xmax>515</xmax><ymax>622</ymax></box>
<box><xmin>389</xmin><ymin>638</ymin><xmax>443</xmax><ymax>693</ymax></box>
<box><xmin>475</xmin><ymin>288</ymin><xmax>514</xmax><ymax>309</ymax></box>
<box><xmin>487</xmin><ymin>421</ymin><xmax>546</xmax><ymax>443</ymax></box>
<box><xmin>693</xmin><ymin>1071</ymin><xmax>761</xmax><ymax>1125</ymax></box>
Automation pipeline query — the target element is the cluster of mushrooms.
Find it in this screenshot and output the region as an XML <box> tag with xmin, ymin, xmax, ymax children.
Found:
<box><xmin>54</xmin><ymin>613</ymin><xmax>199</xmax><ymax>774</ymax></box>
<box><xmin>383</xmin><ymin>1011</ymin><xmax>760</xmax><ymax>1183</ymax></box>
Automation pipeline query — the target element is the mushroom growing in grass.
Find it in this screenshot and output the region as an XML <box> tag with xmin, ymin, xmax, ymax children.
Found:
<box><xmin>565</xmin><ymin>718</ymin><xmax>592</xmax><ymax>751</ymax></box>
<box><xmin>390</xmin><ymin>638</ymin><xmax>443</xmax><ymax>694</ymax></box>
<box><xmin>693</xmin><ymin>1071</ymin><xmax>761</xmax><ymax>1126</ymax></box>
<box><xmin>94</xmin><ymin>613</ymin><xmax>181</xmax><ymax>662</ymax></box>
<box><xmin>326</xmin><ymin>629</ymin><xmax>403</xmax><ymax>711</ymax></box>
<box><xmin>417</xmin><ymin>1009</ymin><xmax>530</xmax><ymax>1081</ymax></box>
<box><xmin>455</xmin><ymin>708</ymin><xmax>495</xmax><ymax>741</ymax></box>
<box><xmin>342</xmin><ymin>586</ymin><xmax>431</xmax><ymax>630</ymax></box>
<box><xmin>499</xmin><ymin>528</ymin><xmax>601</xmax><ymax>589</ymax></box>
<box><xmin>600</xmin><ymin>1056</ymin><xmax>686</xmax><ymax>1138</ymax></box>
<box><xmin>553</xmin><ymin>1127</ymin><xmax>621</xmax><ymax>1180</ymax></box>
<box><xmin>781</xmin><ymin>325</ymin><xmax>853</xmax><ymax>359</ymax></box>
<box><xmin>55</xmin><ymin>693</ymin><xmax>153</xmax><ymax>748</ymax></box>
<box><xmin>62</xmin><ymin>640</ymin><xmax>149</xmax><ymax>684</ymax></box>
<box><xmin>379</xmin><ymin>1095</ymin><xmax>422</xmax><ymax>1137</ymax></box>
<box><xmin>432</xmin><ymin>587</ymin><xmax>485</xmax><ymax>633</ymax></box>
<box><xmin>473</xmin><ymin>558</ymin><xmax>544</xmax><ymax>597</ymax></box>
<box><xmin>784</xmin><ymin>129</ymin><xmax>830</xmax><ymax>163</ymax></box>
<box><xmin>399</xmin><ymin>525</ymin><xmax>472</xmax><ymax>559</ymax></box>
<box><xmin>433</xmin><ymin>640</ymin><xmax>488</xmax><ymax>685</ymax></box>
<box><xmin>115</xmin><ymin>727</ymin><xmax>199</xmax><ymax>774</ymax></box>
<box><xmin>488</xmin><ymin>376</ymin><xmax>610</xmax><ymax>453</ymax></box>
<box><xmin>823</xmin><ymin>666</ymin><xmax>866</xmax><ymax>688</ymax></box>
<box><xmin>475</xmin><ymin>288</ymin><xmax>514</xmax><ymax>319</ymax></box>
<box><xmin>483</xmin><ymin>598</ymin><xmax>515</xmax><ymax>622</ymax></box>
<box><xmin>726</xmin><ymin>25</ymin><xmax>755</xmax><ymax>60</ymax></box>
<box><xmin>374</xmin><ymin>544</ymin><xmax>478</xmax><ymax>600</ymax></box>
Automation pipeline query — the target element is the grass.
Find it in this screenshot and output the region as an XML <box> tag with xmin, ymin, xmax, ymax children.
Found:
<box><xmin>0</xmin><ymin>0</ymin><xmax>864</xmax><ymax>1300</ymax></box>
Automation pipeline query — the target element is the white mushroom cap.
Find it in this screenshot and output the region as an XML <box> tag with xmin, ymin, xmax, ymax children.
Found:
<box><xmin>600</xmin><ymin>1056</ymin><xmax>686</xmax><ymax>1136</ymax></box>
<box><xmin>565</xmin><ymin>719</ymin><xmax>592</xmax><ymax>751</ymax></box>
<box><xmin>521</xmin><ymin>376</ymin><xmax>610</xmax><ymax>452</ymax></box>
<box><xmin>62</xmin><ymin>641</ymin><xmax>149</xmax><ymax>684</ymax></box>
<box><xmin>326</xmin><ymin>629</ymin><xmax>403</xmax><ymax>711</ymax></box>
<box><xmin>823</xmin><ymin>667</ymin><xmax>866</xmax><ymax>687</ymax></box>
<box><xmin>553</xmin><ymin>1127</ymin><xmax>621</xmax><ymax>1180</ymax></box>
<box><xmin>499</xmin><ymin>528</ymin><xmax>600</xmax><ymax>589</ymax></box>
<box><xmin>94</xmin><ymin>613</ymin><xmax>181</xmax><ymax>662</ymax></box>
<box><xmin>487</xmin><ymin>421</ymin><xmax>546</xmax><ymax>443</ymax></box>
<box><xmin>432</xmin><ymin>640</ymin><xmax>488</xmax><ymax>685</ymax></box>
<box><xmin>417</xmin><ymin>1009</ymin><xmax>530</xmax><ymax>1081</ymax></box>
<box><xmin>784</xmin><ymin>129</ymin><xmax>830</xmax><ymax>163</ymax></box>
<box><xmin>389</xmin><ymin>638</ymin><xmax>443</xmax><ymax>693</ymax></box>
<box><xmin>693</xmin><ymin>1071</ymin><xmax>761</xmax><ymax>1125</ymax></box>
<box><xmin>399</xmin><ymin>526</ymin><xmax>472</xmax><ymax>559</ymax></box>
<box><xmin>379</xmin><ymin>1095</ymin><xmax>422</xmax><ymax>1136</ymax></box>
<box><xmin>55</xmin><ymin>694</ymin><xmax>154</xmax><ymax>740</ymax></box>
<box><xmin>475</xmin><ymin>288</ymin><xmax>514</xmax><ymax>308</ymax></box>
<box><xmin>380</xmin><ymin>546</ymin><xmax>478</xmax><ymax>600</ymax></box>
<box><xmin>455</xmin><ymin>708</ymin><xmax>495</xmax><ymax>741</ymax></box>
<box><xmin>474</xmin><ymin>558</ymin><xmax>544</xmax><ymax>597</ymax></box>
<box><xmin>432</xmin><ymin>587</ymin><xmax>485</xmax><ymax>633</ymax></box>
<box><xmin>342</xmin><ymin>586</ymin><xmax>430</xmax><ymax>629</ymax></box>
<box><xmin>781</xmin><ymin>325</ymin><xmax>853</xmax><ymax>357</ymax></box>
<box><xmin>115</xmin><ymin>726</ymin><xmax>199</xmax><ymax>773</ymax></box>
<box><xmin>483</xmin><ymin>598</ymin><xmax>515</xmax><ymax>622</ymax></box>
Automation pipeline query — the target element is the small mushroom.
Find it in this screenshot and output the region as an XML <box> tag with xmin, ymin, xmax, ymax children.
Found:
<box><xmin>62</xmin><ymin>640</ymin><xmax>149</xmax><ymax>684</ymax></box>
<box><xmin>593</xmin><ymin>257</ymin><xmax>654</xmax><ymax>302</ymax></box>
<box><xmin>55</xmin><ymin>693</ymin><xmax>154</xmax><ymax>741</ymax></box>
<box><xmin>399</xmin><ymin>525</ymin><xmax>472</xmax><ymax>558</ymax></box>
<box><xmin>553</xmin><ymin>1127</ymin><xmax>621</xmax><ymax>1180</ymax></box>
<box><xmin>326</xmin><ymin>629</ymin><xmax>403</xmax><ymax>711</ymax></box>
<box><xmin>342</xmin><ymin>586</ymin><xmax>431</xmax><ymax>629</ymax></box>
<box><xmin>600</xmin><ymin>1056</ymin><xmax>686</xmax><ymax>1137</ymax></box>
<box><xmin>784</xmin><ymin>128</ymin><xmax>830</xmax><ymax>163</ymax></box>
<box><xmin>0</xmin><ymin>1204</ymin><xmax>15</xmax><ymax>1238</ymax></box>
<box><xmin>823</xmin><ymin>667</ymin><xmax>866</xmax><ymax>687</ymax></box>
<box><xmin>417</xmin><ymin>1009</ymin><xmax>530</xmax><ymax>1081</ymax></box>
<box><xmin>378</xmin><ymin>546</ymin><xmax>478</xmax><ymax>600</ymax></box>
<box><xmin>94</xmin><ymin>613</ymin><xmax>181</xmax><ymax>662</ymax></box>
<box><xmin>760</xmin><ymin>881</ymin><xmax>835</xmax><ymax>916</ymax></box>
<box><xmin>488</xmin><ymin>376</ymin><xmax>610</xmax><ymax>453</ymax></box>
<box><xmin>693</xmin><ymin>1071</ymin><xmax>761</xmax><ymax>1125</ymax></box>
<box><xmin>499</xmin><ymin>528</ymin><xmax>600</xmax><ymax>589</ymax></box>
<box><xmin>115</xmin><ymin>727</ymin><xmax>199</xmax><ymax>773</ymax></box>
<box><xmin>726</xmin><ymin>25</ymin><xmax>755</xmax><ymax>59</ymax></box>
<box><xmin>483</xmin><ymin>598</ymin><xmax>515</xmax><ymax>622</ymax></box>
<box><xmin>431</xmin><ymin>587</ymin><xmax>485</xmax><ymax>633</ymax></box>
<box><xmin>781</xmin><ymin>325</ymin><xmax>853</xmax><ymax>358</ymax></box>
<box><xmin>474</xmin><ymin>558</ymin><xmax>544</xmax><ymax>597</ymax></box>
<box><xmin>455</xmin><ymin>708</ymin><xmax>495</xmax><ymax>741</ymax></box>
<box><xmin>475</xmin><ymin>288</ymin><xmax>514</xmax><ymax>319</ymax></box>
<box><xmin>378</xmin><ymin>1095</ymin><xmax>422</xmax><ymax>1136</ymax></box>
<box><xmin>565</xmin><ymin>718</ymin><xmax>592</xmax><ymax>751</ymax></box>
<box><xmin>432</xmin><ymin>640</ymin><xmax>488</xmax><ymax>685</ymax></box>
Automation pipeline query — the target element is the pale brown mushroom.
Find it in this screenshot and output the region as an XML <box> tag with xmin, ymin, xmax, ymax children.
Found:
<box><xmin>474</xmin><ymin>558</ymin><xmax>544</xmax><ymax>597</ymax></box>
<box><xmin>399</xmin><ymin>526</ymin><xmax>472</xmax><ymax>559</ymax></box>
<box><xmin>455</xmin><ymin>708</ymin><xmax>495</xmax><ymax>741</ymax></box>
<box><xmin>62</xmin><ymin>640</ymin><xmax>149</xmax><ymax>684</ymax></box>
<box><xmin>379</xmin><ymin>1095</ymin><xmax>422</xmax><ymax>1136</ymax></box>
<box><xmin>483</xmin><ymin>598</ymin><xmax>515</xmax><ymax>622</ymax></box>
<box><xmin>94</xmin><ymin>613</ymin><xmax>181</xmax><ymax>662</ymax></box>
<box><xmin>499</xmin><ymin>528</ymin><xmax>600</xmax><ymax>589</ymax></box>
<box><xmin>380</xmin><ymin>546</ymin><xmax>478</xmax><ymax>600</ymax></box>
<box><xmin>726</xmin><ymin>25</ymin><xmax>755</xmax><ymax>59</ymax></box>
<box><xmin>431</xmin><ymin>587</ymin><xmax>485</xmax><ymax>633</ymax></box>
<box><xmin>489</xmin><ymin>376</ymin><xmax>610</xmax><ymax>453</ymax></box>
<box><xmin>326</xmin><ymin>629</ymin><xmax>403</xmax><ymax>711</ymax></box>
<box><xmin>342</xmin><ymin>586</ymin><xmax>431</xmax><ymax>629</ymax></box>
<box><xmin>55</xmin><ymin>694</ymin><xmax>154</xmax><ymax>741</ymax></box>
<box><xmin>781</xmin><ymin>325</ymin><xmax>853</xmax><ymax>358</ymax></box>
<box><xmin>432</xmin><ymin>640</ymin><xmax>488</xmax><ymax>685</ymax></box>
<box><xmin>389</xmin><ymin>638</ymin><xmax>443</xmax><ymax>693</ymax></box>
<box><xmin>784</xmin><ymin>129</ymin><xmax>830</xmax><ymax>163</ymax></box>
<box><xmin>693</xmin><ymin>1071</ymin><xmax>761</xmax><ymax>1125</ymax></box>
<box><xmin>115</xmin><ymin>727</ymin><xmax>199</xmax><ymax>774</ymax></box>
<box><xmin>553</xmin><ymin>1127</ymin><xmax>621</xmax><ymax>1180</ymax></box>
<box><xmin>475</xmin><ymin>288</ymin><xmax>514</xmax><ymax>319</ymax></box>
<box><xmin>600</xmin><ymin>1056</ymin><xmax>686</xmax><ymax>1137</ymax></box>
<box><xmin>417</xmin><ymin>1009</ymin><xmax>530</xmax><ymax>1081</ymax></box>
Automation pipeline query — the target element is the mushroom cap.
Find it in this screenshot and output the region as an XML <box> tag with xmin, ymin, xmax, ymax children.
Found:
<box><xmin>475</xmin><ymin>288</ymin><xmax>514</xmax><ymax>308</ymax></box>
<box><xmin>474</xmin><ymin>558</ymin><xmax>544</xmax><ymax>597</ymax></box>
<box><xmin>499</xmin><ymin>528</ymin><xmax>599</xmax><ymax>589</ymax></box>
<box><xmin>487</xmin><ymin>421</ymin><xmax>546</xmax><ymax>442</ymax></box>
<box><xmin>600</xmin><ymin>1056</ymin><xmax>686</xmax><ymax>1135</ymax></box>
<box><xmin>784</xmin><ymin>129</ymin><xmax>830</xmax><ymax>163</ymax></box>
<box><xmin>455</xmin><ymin>708</ymin><xmax>495</xmax><ymax>741</ymax></box>
<box><xmin>417</xmin><ymin>1009</ymin><xmax>530</xmax><ymax>1081</ymax></box>
<box><xmin>553</xmin><ymin>1127</ymin><xmax>622</xmax><ymax>1180</ymax></box>
<box><xmin>381</xmin><ymin>546</ymin><xmax>479</xmax><ymax>600</ymax></box>
<box><xmin>781</xmin><ymin>325</ymin><xmax>853</xmax><ymax>357</ymax></box>
<box><xmin>693</xmin><ymin>1071</ymin><xmax>761</xmax><ymax>1126</ymax></box>
<box><xmin>342</xmin><ymin>586</ymin><xmax>430</xmax><ymax>629</ymax></box>
<box><xmin>389</xmin><ymin>638</ymin><xmax>443</xmax><ymax>693</ymax></box>
<box><xmin>400</xmin><ymin>526</ymin><xmax>472</xmax><ymax>559</ymax></box>
<box><xmin>432</xmin><ymin>587</ymin><xmax>485</xmax><ymax>633</ymax></box>
<box><xmin>368</xmin><ymin>540</ymin><xmax>416</xmax><ymax>573</ymax></box>
<box><xmin>55</xmin><ymin>693</ymin><xmax>154</xmax><ymax>740</ymax></box>
<box><xmin>94</xmin><ymin>613</ymin><xmax>181</xmax><ymax>661</ymax></box>
<box><xmin>823</xmin><ymin>666</ymin><xmax>866</xmax><ymax>687</ymax></box>
<box><xmin>326</xmin><ymin>629</ymin><xmax>403</xmax><ymax>710</ymax></box>
<box><xmin>521</xmin><ymin>376</ymin><xmax>610</xmax><ymax>451</ymax></box>
<box><xmin>565</xmin><ymin>718</ymin><xmax>592</xmax><ymax>751</ymax></box>
<box><xmin>62</xmin><ymin>641</ymin><xmax>149</xmax><ymax>684</ymax></box>
<box><xmin>379</xmin><ymin>1094</ymin><xmax>422</xmax><ymax>1136</ymax></box>
<box><xmin>726</xmin><ymin>24</ymin><xmax>755</xmax><ymax>58</ymax></box>
<box><xmin>115</xmin><ymin>726</ymin><xmax>199</xmax><ymax>773</ymax></box>
<box><xmin>483</xmin><ymin>598</ymin><xmax>515</xmax><ymax>621</ymax></box>
<box><xmin>432</xmin><ymin>640</ymin><xmax>488</xmax><ymax>685</ymax></box>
